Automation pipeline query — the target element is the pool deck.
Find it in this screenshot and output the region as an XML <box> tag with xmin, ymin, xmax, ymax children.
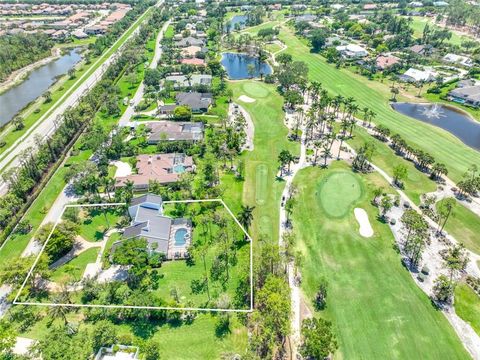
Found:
<box><xmin>167</xmin><ymin>221</ymin><xmax>192</xmax><ymax>259</ymax></box>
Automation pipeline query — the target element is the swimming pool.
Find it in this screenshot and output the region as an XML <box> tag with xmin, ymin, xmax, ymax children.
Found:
<box><xmin>173</xmin><ymin>164</ymin><xmax>186</xmax><ymax>173</ymax></box>
<box><xmin>174</xmin><ymin>228</ymin><xmax>188</xmax><ymax>246</ymax></box>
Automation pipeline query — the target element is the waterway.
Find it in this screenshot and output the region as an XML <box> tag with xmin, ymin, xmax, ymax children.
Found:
<box><xmin>0</xmin><ymin>48</ymin><xmax>82</xmax><ymax>128</ymax></box>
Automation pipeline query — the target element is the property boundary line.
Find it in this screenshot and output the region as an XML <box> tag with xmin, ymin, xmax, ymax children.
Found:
<box><xmin>13</xmin><ymin>199</ymin><xmax>254</xmax><ymax>313</ymax></box>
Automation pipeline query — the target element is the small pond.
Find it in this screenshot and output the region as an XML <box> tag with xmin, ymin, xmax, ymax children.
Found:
<box><xmin>0</xmin><ymin>48</ymin><xmax>82</xmax><ymax>128</ymax></box>
<box><xmin>221</xmin><ymin>52</ymin><xmax>272</xmax><ymax>80</ymax></box>
<box><xmin>225</xmin><ymin>15</ymin><xmax>248</xmax><ymax>31</ymax></box>
<box><xmin>391</xmin><ymin>102</ymin><xmax>480</xmax><ymax>151</ymax></box>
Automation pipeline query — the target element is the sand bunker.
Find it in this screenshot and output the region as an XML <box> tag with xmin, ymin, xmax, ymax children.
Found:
<box><xmin>239</xmin><ymin>95</ymin><xmax>256</xmax><ymax>103</ymax></box>
<box><xmin>354</xmin><ymin>208</ymin><xmax>374</xmax><ymax>237</ymax></box>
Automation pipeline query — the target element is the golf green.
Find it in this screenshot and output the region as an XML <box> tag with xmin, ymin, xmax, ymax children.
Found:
<box><xmin>242</xmin><ymin>82</ymin><xmax>270</xmax><ymax>98</ymax></box>
<box><xmin>318</xmin><ymin>171</ymin><xmax>363</xmax><ymax>218</ymax></box>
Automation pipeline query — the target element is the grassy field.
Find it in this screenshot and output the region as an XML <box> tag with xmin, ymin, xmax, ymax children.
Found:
<box><xmin>77</xmin><ymin>208</ymin><xmax>124</xmax><ymax>242</ymax></box>
<box><xmin>278</xmin><ymin>27</ymin><xmax>480</xmax><ymax>182</ymax></box>
<box><xmin>436</xmin><ymin>198</ymin><xmax>480</xmax><ymax>254</ymax></box>
<box><xmin>291</xmin><ymin>162</ymin><xmax>469</xmax><ymax>359</ymax></box>
<box><xmin>409</xmin><ymin>16</ymin><xmax>475</xmax><ymax>46</ymax></box>
<box><xmin>347</xmin><ymin>126</ymin><xmax>437</xmax><ymax>205</ymax></box>
<box><xmin>19</xmin><ymin>312</ymin><xmax>248</xmax><ymax>359</ymax></box>
<box><xmin>455</xmin><ymin>283</ymin><xmax>480</xmax><ymax>337</ymax></box>
<box><xmin>50</xmin><ymin>247</ymin><xmax>99</xmax><ymax>283</ymax></box>
<box><xmin>230</xmin><ymin>81</ymin><xmax>299</xmax><ymax>243</ymax></box>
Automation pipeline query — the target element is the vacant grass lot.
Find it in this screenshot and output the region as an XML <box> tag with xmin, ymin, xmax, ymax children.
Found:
<box><xmin>409</xmin><ymin>16</ymin><xmax>474</xmax><ymax>46</ymax></box>
<box><xmin>230</xmin><ymin>81</ymin><xmax>299</xmax><ymax>243</ymax></box>
<box><xmin>347</xmin><ymin>126</ymin><xmax>437</xmax><ymax>205</ymax></box>
<box><xmin>455</xmin><ymin>283</ymin><xmax>480</xmax><ymax>337</ymax></box>
<box><xmin>436</xmin><ymin>198</ymin><xmax>480</xmax><ymax>254</ymax></box>
<box><xmin>278</xmin><ymin>28</ymin><xmax>480</xmax><ymax>182</ymax></box>
<box><xmin>292</xmin><ymin>162</ymin><xmax>468</xmax><ymax>359</ymax></box>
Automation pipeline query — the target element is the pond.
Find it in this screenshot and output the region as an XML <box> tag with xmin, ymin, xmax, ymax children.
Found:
<box><xmin>391</xmin><ymin>102</ymin><xmax>480</xmax><ymax>151</ymax></box>
<box><xmin>221</xmin><ymin>52</ymin><xmax>272</xmax><ymax>80</ymax></box>
<box><xmin>225</xmin><ymin>15</ymin><xmax>248</xmax><ymax>31</ymax></box>
<box><xmin>0</xmin><ymin>48</ymin><xmax>82</xmax><ymax>128</ymax></box>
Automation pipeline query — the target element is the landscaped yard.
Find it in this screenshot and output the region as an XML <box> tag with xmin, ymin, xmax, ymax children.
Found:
<box><xmin>76</xmin><ymin>208</ymin><xmax>124</xmax><ymax>242</ymax></box>
<box><xmin>291</xmin><ymin>162</ymin><xmax>468</xmax><ymax>359</ymax></box>
<box><xmin>436</xmin><ymin>198</ymin><xmax>480</xmax><ymax>254</ymax></box>
<box><xmin>50</xmin><ymin>247</ymin><xmax>99</xmax><ymax>283</ymax></box>
<box><xmin>278</xmin><ymin>27</ymin><xmax>480</xmax><ymax>183</ymax></box>
<box><xmin>455</xmin><ymin>283</ymin><xmax>480</xmax><ymax>337</ymax></box>
<box><xmin>347</xmin><ymin>126</ymin><xmax>437</xmax><ymax>205</ymax></box>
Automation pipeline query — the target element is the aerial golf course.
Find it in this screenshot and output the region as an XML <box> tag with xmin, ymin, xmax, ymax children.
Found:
<box><xmin>291</xmin><ymin>162</ymin><xmax>469</xmax><ymax>359</ymax></box>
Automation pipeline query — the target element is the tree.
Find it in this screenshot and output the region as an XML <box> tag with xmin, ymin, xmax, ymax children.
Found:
<box><xmin>0</xmin><ymin>319</ymin><xmax>16</xmax><ymax>354</ymax></box>
<box><xmin>44</xmin><ymin>90</ymin><xmax>52</xmax><ymax>103</ymax></box>
<box><xmin>238</xmin><ymin>205</ymin><xmax>255</xmax><ymax>236</ymax></box>
<box><xmin>431</xmin><ymin>162</ymin><xmax>448</xmax><ymax>180</ymax></box>
<box><xmin>300</xmin><ymin>318</ymin><xmax>338</xmax><ymax>360</ymax></box>
<box><xmin>437</xmin><ymin>198</ymin><xmax>456</xmax><ymax>233</ymax></box>
<box><xmin>381</xmin><ymin>196</ymin><xmax>393</xmax><ymax>219</ymax></box>
<box><xmin>144</xmin><ymin>339</ymin><xmax>161</xmax><ymax>360</ymax></box>
<box><xmin>372</xmin><ymin>187</ymin><xmax>383</xmax><ymax>205</ymax></box>
<box><xmin>247</xmin><ymin>63</ymin><xmax>256</xmax><ymax>78</ymax></box>
<box><xmin>432</xmin><ymin>274</ymin><xmax>454</xmax><ymax>303</ymax></box>
<box><xmin>92</xmin><ymin>320</ymin><xmax>118</xmax><ymax>352</ymax></box>
<box><xmin>314</xmin><ymin>277</ymin><xmax>328</xmax><ymax>310</ymax></box>
<box><xmin>278</xmin><ymin>149</ymin><xmax>294</xmax><ymax>175</ymax></box>
<box><xmin>173</xmin><ymin>105</ymin><xmax>192</xmax><ymax>120</ymax></box>
<box><xmin>444</xmin><ymin>243</ymin><xmax>468</xmax><ymax>281</ymax></box>
<box><xmin>310</xmin><ymin>29</ymin><xmax>327</xmax><ymax>52</ymax></box>
<box><xmin>393</xmin><ymin>164</ymin><xmax>408</xmax><ymax>187</ymax></box>
<box><xmin>12</xmin><ymin>115</ymin><xmax>24</xmax><ymax>130</ymax></box>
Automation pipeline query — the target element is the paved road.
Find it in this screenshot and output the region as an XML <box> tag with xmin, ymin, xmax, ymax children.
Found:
<box><xmin>118</xmin><ymin>19</ymin><xmax>170</xmax><ymax>127</ymax></box>
<box><xmin>0</xmin><ymin>1</ymin><xmax>163</xmax><ymax>196</ymax></box>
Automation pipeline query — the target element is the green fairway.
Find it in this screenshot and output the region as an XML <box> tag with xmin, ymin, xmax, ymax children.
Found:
<box><xmin>409</xmin><ymin>16</ymin><xmax>474</xmax><ymax>46</ymax></box>
<box><xmin>292</xmin><ymin>162</ymin><xmax>468</xmax><ymax>359</ymax></box>
<box><xmin>50</xmin><ymin>247</ymin><xmax>99</xmax><ymax>283</ymax></box>
<box><xmin>318</xmin><ymin>171</ymin><xmax>363</xmax><ymax>218</ymax></box>
<box><xmin>278</xmin><ymin>27</ymin><xmax>480</xmax><ymax>182</ymax></box>
<box><xmin>436</xmin><ymin>198</ymin><xmax>480</xmax><ymax>254</ymax></box>
<box><xmin>455</xmin><ymin>283</ymin><xmax>480</xmax><ymax>336</ymax></box>
<box><xmin>347</xmin><ymin>126</ymin><xmax>437</xmax><ymax>205</ymax></box>
<box><xmin>230</xmin><ymin>80</ymin><xmax>299</xmax><ymax>242</ymax></box>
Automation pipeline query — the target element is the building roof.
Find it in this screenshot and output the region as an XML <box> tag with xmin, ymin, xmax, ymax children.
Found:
<box><xmin>115</xmin><ymin>153</ymin><xmax>193</xmax><ymax>187</ymax></box>
<box><xmin>376</xmin><ymin>55</ymin><xmax>400</xmax><ymax>69</ymax></box>
<box><xmin>176</xmin><ymin>92</ymin><xmax>213</xmax><ymax>110</ymax></box>
<box><xmin>402</xmin><ymin>68</ymin><xmax>436</xmax><ymax>82</ymax></box>
<box><xmin>147</xmin><ymin>121</ymin><xmax>204</xmax><ymax>142</ymax></box>
<box><xmin>165</xmin><ymin>74</ymin><xmax>212</xmax><ymax>87</ymax></box>
<box><xmin>180</xmin><ymin>58</ymin><xmax>206</xmax><ymax>66</ymax></box>
<box><xmin>175</xmin><ymin>36</ymin><xmax>204</xmax><ymax>47</ymax></box>
<box><xmin>130</xmin><ymin>194</ymin><xmax>164</xmax><ymax>207</ymax></box>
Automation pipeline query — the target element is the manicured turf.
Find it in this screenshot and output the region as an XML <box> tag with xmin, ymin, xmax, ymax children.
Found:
<box><xmin>318</xmin><ymin>171</ymin><xmax>362</xmax><ymax>218</ymax></box>
<box><xmin>454</xmin><ymin>283</ymin><xmax>480</xmax><ymax>337</ymax></box>
<box><xmin>50</xmin><ymin>247</ymin><xmax>99</xmax><ymax>283</ymax></box>
<box><xmin>409</xmin><ymin>16</ymin><xmax>474</xmax><ymax>46</ymax></box>
<box><xmin>278</xmin><ymin>27</ymin><xmax>480</xmax><ymax>182</ymax></box>
<box><xmin>292</xmin><ymin>162</ymin><xmax>468</xmax><ymax>359</ymax></box>
<box><xmin>230</xmin><ymin>81</ymin><xmax>299</xmax><ymax>243</ymax></box>
<box><xmin>347</xmin><ymin>126</ymin><xmax>437</xmax><ymax>205</ymax></box>
<box><xmin>436</xmin><ymin>198</ymin><xmax>480</xmax><ymax>254</ymax></box>
<box><xmin>77</xmin><ymin>208</ymin><xmax>123</xmax><ymax>242</ymax></box>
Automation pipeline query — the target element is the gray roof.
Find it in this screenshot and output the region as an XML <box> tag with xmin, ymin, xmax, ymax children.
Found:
<box><xmin>147</xmin><ymin>121</ymin><xmax>204</xmax><ymax>142</ymax></box>
<box><xmin>130</xmin><ymin>194</ymin><xmax>164</xmax><ymax>207</ymax></box>
<box><xmin>175</xmin><ymin>36</ymin><xmax>204</xmax><ymax>47</ymax></box>
<box><xmin>134</xmin><ymin>206</ymin><xmax>172</xmax><ymax>240</ymax></box>
<box><xmin>176</xmin><ymin>92</ymin><xmax>213</xmax><ymax>110</ymax></box>
<box><xmin>449</xmin><ymin>85</ymin><xmax>480</xmax><ymax>101</ymax></box>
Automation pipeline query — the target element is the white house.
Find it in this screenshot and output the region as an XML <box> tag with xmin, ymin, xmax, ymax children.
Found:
<box><xmin>400</xmin><ymin>68</ymin><xmax>437</xmax><ymax>82</ymax></box>
<box><xmin>335</xmin><ymin>44</ymin><xmax>369</xmax><ymax>58</ymax></box>
<box><xmin>443</xmin><ymin>53</ymin><xmax>473</xmax><ymax>67</ymax></box>
<box><xmin>409</xmin><ymin>1</ymin><xmax>424</xmax><ymax>7</ymax></box>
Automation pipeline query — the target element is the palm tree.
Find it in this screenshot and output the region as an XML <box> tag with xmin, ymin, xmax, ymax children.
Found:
<box><xmin>238</xmin><ymin>205</ymin><xmax>255</xmax><ymax>238</ymax></box>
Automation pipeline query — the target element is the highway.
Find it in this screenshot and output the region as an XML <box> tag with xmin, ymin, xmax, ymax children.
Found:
<box><xmin>0</xmin><ymin>0</ymin><xmax>163</xmax><ymax>195</ymax></box>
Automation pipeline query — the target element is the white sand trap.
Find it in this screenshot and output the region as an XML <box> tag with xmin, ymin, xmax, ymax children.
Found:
<box><xmin>239</xmin><ymin>95</ymin><xmax>256</xmax><ymax>103</ymax></box>
<box><xmin>354</xmin><ymin>208</ymin><xmax>374</xmax><ymax>237</ymax></box>
<box><xmin>112</xmin><ymin>160</ymin><xmax>132</xmax><ymax>178</ymax></box>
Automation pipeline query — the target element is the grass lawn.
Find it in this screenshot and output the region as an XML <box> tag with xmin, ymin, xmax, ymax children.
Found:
<box><xmin>291</xmin><ymin>161</ymin><xmax>468</xmax><ymax>359</ymax></box>
<box><xmin>164</xmin><ymin>24</ymin><xmax>174</xmax><ymax>39</ymax></box>
<box><xmin>455</xmin><ymin>283</ymin><xmax>480</xmax><ymax>337</ymax></box>
<box><xmin>265</xmin><ymin>42</ymin><xmax>282</xmax><ymax>54</ymax></box>
<box><xmin>409</xmin><ymin>16</ymin><xmax>475</xmax><ymax>46</ymax></box>
<box><xmin>229</xmin><ymin>80</ymin><xmax>299</xmax><ymax>243</ymax></box>
<box><xmin>50</xmin><ymin>247</ymin><xmax>99</xmax><ymax>283</ymax></box>
<box><xmin>77</xmin><ymin>208</ymin><xmax>124</xmax><ymax>242</ymax></box>
<box><xmin>19</xmin><ymin>312</ymin><xmax>247</xmax><ymax>360</ymax></box>
<box><xmin>347</xmin><ymin>126</ymin><xmax>437</xmax><ymax>205</ymax></box>
<box><xmin>436</xmin><ymin>198</ymin><xmax>480</xmax><ymax>254</ymax></box>
<box><xmin>278</xmin><ymin>27</ymin><xmax>480</xmax><ymax>182</ymax></box>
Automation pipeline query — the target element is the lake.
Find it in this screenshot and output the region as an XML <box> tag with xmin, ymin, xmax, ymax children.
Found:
<box><xmin>225</xmin><ymin>15</ymin><xmax>248</xmax><ymax>31</ymax></box>
<box><xmin>221</xmin><ymin>52</ymin><xmax>272</xmax><ymax>80</ymax></box>
<box><xmin>0</xmin><ymin>48</ymin><xmax>82</xmax><ymax>128</ymax></box>
<box><xmin>391</xmin><ymin>102</ymin><xmax>480</xmax><ymax>151</ymax></box>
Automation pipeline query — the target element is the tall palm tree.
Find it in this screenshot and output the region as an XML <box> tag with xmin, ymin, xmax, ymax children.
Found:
<box><xmin>238</xmin><ymin>205</ymin><xmax>255</xmax><ymax>237</ymax></box>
